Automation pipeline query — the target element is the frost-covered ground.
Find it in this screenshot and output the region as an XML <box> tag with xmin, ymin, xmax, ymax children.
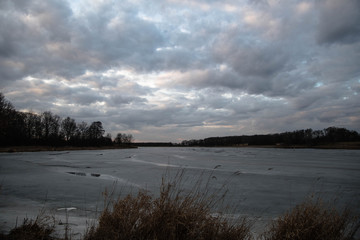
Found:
<box><xmin>1</xmin><ymin>147</ymin><xmax>359</xmax><ymax>238</ymax></box>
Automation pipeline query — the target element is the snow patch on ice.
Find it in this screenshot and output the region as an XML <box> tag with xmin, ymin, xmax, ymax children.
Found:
<box><xmin>57</xmin><ymin>207</ymin><xmax>77</xmax><ymax>211</ymax></box>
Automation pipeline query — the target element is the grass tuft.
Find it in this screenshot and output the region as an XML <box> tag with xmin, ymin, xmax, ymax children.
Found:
<box><xmin>3</xmin><ymin>214</ymin><xmax>56</xmax><ymax>240</ymax></box>
<box><xmin>261</xmin><ymin>196</ymin><xmax>360</xmax><ymax>240</ymax></box>
<box><xmin>84</xmin><ymin>170</ymin><xmax>253</xmax><ymax>240</ymax></box>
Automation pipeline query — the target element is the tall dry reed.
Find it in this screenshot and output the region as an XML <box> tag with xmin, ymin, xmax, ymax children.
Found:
<box><xmin>84</xmin><ymin>169</ymin><xmax>253</xmax><ymax>240</ymax></box>
<box><xmin>2</xmin><ymin>211</ymin><xmax>56</xmax><ymax>240</ymax></box>
<box><xmin>261</xmin><ymin>196</ymin><xmax>360</xmax><ymax>240</ymax></box>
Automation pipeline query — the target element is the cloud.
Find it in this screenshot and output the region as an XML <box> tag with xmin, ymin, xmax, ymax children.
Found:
<box><xmin>0</xmin><ymin>0</ymin><xmax>166</xmax><ymax>86</ymax></box>
<box><xmin>316</xmin><ymin>0</ymin><xmax>360</xmax><ymax>45</ymax></box>
<box><xmin>213</xmin><ymin>41</ymin><xmax>288</xmax><ymax>78</ymax></box>
<box><xmin>109</xmin><ymin>94</ymin><xmax>147</xmax><ymax>106</ymax></box>
<box><xmin>1</xmin><ymin>0</ymin><xmax>359</xmax><ymax>141</ymax></box>
<box><xmin>0</xmin><ymin>0</ymin><xmax>76</xmax><ymax>84</ymax></box>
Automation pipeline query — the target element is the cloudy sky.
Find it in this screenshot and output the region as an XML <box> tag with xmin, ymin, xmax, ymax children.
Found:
<box><xmin>1</xmin><ymin>0</ymin><xmax>359</xmax><ymax>142</ymax></box>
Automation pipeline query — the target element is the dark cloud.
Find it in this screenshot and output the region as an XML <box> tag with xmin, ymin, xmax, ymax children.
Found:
<box><xmin>213</xmin><ymin>40</ymin><xmax>288</xmax><ymax>78</ymax></box>
<box><xmin>317</xmin><ymin>0</ymin><xmax>360</xmax><ymax>45</ymax></box>
<box><xmin>110</xmin><ymin>95</ymin><xmax>147</xmax><ymax>106</ymax></box>
<box><xmin>76</xmin><ymin>13</ymin><xmax>164</xmax><ymax>71</ymax></box>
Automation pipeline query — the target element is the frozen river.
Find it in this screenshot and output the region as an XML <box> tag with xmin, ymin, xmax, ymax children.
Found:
<box><xmin>1</xmin><ymin>147</ymin><xmax>359</xmax><ymax>238</ymax></box>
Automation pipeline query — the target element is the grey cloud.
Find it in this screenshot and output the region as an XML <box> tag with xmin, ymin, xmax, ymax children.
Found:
<box><xmin>168</xmin><ymin>67</ymin><xmax>286</xmax><ymax>96</ymax></box>
<box><xmin>69</xmin><ymin>91</ymin><xmax>105</xmax><ymax>106</ymax></box>
<box><xmin>214</xmin><ymin>43</ymin><xmax>288</xmax><ymax>78</ymax></box>
<box><xmin>315</xmin><ymin>44</ymin><xmax>360</xmax><ymax>83</ymax></box>
<box><xmin>153</xmin><ymin>47</ymin><xmax>204</xmax><ymax>71</ymax></box>
<box><xmin>110</xmin><ymin>95</ymin><xmax>147</xmax><ymax>106</ymax></box>
<box><xmin>0</xmin><ymin>0</ymin><xmax>166</xmax><ymax>85</ymax></box>
<box><xmin>311</xmin><ymin>100</ymin><xmax>360</xmax><ymax>127</ymax></box>
<box><xmin>10</xmin><ymin>81</ymin><xmax>106</xmax><ymax>111</ymax></box>
<box><xmin>172</xmin><ymin>88</ymin><xmax>287</xmax><ymax>126</ymax></box>
<box><xmin>291</xmin><ymin>87</ymin><xmax>337</xmax><ymax>111</ymax></box>
<box><xmin>317</xmin><ymin>0</ymin><xmax>360</xmax><ymax>45</ymax></box>
<box><xmin>110</xmin><ymin>100</ymin><xmax>233</xmax><ymax>130</ymax></box>
<box><xmin>1</xmin><ymin>0</ymin><xmax>360</xmax><ymax>141</ymax></box>
<box><xmin>0</xmin><ymin>0</ymin><xmax>78</xmax><ymax>84</ymax></box>
<box><xmin>68</xmin><ymin>107</ymin><xmax>108</xmax><ymax>120</ymax></box>
<box><xmin>316</xmin><ymin>108</ymin><xmax>347</xmax><ymax>123</ymax></box>
<box><xmin>49</xmin><ymin>85</ymin><xmax>106</xmax><ymax>106</ymax></box>
<box><xmin>112</xmin><ymin>107</ymin><xmax>180</xmax><ymax>129</ymax></box>
<box><xmin>72</xmin><ymin>3</ymin><xmax>165</xmax><ymax>72</ymax></box>
<box><xmin>290</xmin><ymin>82</ymin><xmax>360</xmax><ymax>126</ymax></box>
<box><xmin>187</xmin><ymin>69</ymin><xmax>241</xmax><ymax>89</ymax></box>
<box><xmin>209</xmin><ymin>27</ymin><xmax>294</xmax><ymax>95</ymax></box>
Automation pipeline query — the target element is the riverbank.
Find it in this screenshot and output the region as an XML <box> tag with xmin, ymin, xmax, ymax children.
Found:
<box><xmin>1</xmin><ymin>141</ymin><xmax>359</xmax><ymax>153</ymax></box>
<box><xmin>247</xmin><ymin>141</ymin><xmax>360</xmax><ymax>150</ymax></box>
<box><xmin>180</xmin><ymin>142</ymin><xmax>360</xmax><ymax>150</ymax></box>
<box><xmin>0</xmin><ymin>145</ymin><xmax>137</xmax><ymax>153</ymax></box>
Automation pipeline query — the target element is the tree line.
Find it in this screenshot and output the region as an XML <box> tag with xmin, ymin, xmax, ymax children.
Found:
<box><xmin>181</xmin><ymin>127</ymin><xmax>360</xmax><ymax>147</ymax></box>
<box><xmin>0</xmin><ymin>93</ymin><xmax>133</xmax><ymax>147</ymax></box>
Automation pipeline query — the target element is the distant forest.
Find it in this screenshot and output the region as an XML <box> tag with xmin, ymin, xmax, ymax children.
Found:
<box><xmin>0</xmin><ymin>93</ymin><xmax>132</xmax><ymax>147</ymax></box>
<box><xmin>181</xmin><ymin>127</ymin><xmax>360</xmax><ymax>147</ymax></box>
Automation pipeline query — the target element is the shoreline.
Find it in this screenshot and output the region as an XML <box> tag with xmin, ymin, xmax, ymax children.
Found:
<box><xmin>235</xmin><ymin>142</ymin><xmax>360</xmax><ymax>150</ymax></box>
<box><xmin>179</xmin><ymin>142</ymin><xmax>360</xmax><ymax>150</ymax></box>
<box><xmin>1</xmin><ymin>141</ymin><xmax>359</xmax><ymax>153</ymax></box>
<box><xmin>179</xmin><ymin>141</ymin><xmax>360</xmax><ymax>150</ymax></box>
<box><xmin>0</xmin><ymin>145</ymin><xmax>137</xmax><ymax>153</ymax></box>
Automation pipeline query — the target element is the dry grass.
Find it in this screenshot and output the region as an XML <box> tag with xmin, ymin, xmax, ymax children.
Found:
<box><xmin>1</xmin><ymin>212</ymin><xmax>56</xmax><ymax>240</ymax></box>
<box><xmin>84</xmin><ymin>170</ymin><xmax>253</xmax><ymax>240</ymax></box>
<box><xmin>261</xmin><ymin>196</ymin><xmax>360</xmax><ymax>240</ymax></box>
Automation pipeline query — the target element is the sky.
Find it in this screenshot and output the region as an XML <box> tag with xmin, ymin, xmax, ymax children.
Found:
<box><xmin>1</xmin><ymin>0</ymin><xmax>360</xmax><ymax>142</ymax></box>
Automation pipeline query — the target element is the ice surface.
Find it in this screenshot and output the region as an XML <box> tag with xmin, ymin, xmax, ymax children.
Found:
<box><xmin>0</xmin><ymin>147</ymin><xmax>359</xmax><ymax>238</ymax></box>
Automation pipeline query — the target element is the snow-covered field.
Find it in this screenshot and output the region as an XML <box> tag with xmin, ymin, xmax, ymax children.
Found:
<box><xmin>1</xmin><ymin>147</ymin><xmax>359</xmax><ymax>238</ymax></box>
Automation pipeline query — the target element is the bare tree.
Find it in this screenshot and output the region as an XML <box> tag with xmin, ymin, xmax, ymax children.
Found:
<box><xmin>61</xmin><ymin>117</ymin><xmax>77</xmax><ymax>141</ymax></box>
<box><xmin>87</xmin><ymin>121</ymin><xmax>105</xmax><ymax>140</ymax></box>
<box><xmin>115</xmin><ymin>133</ymin><xmax>123</xmax><ymax>144</ymax></box>
<box><xmin>115</xmin><ymin>133</ymin><xmax>133</xmax><ymax>144</ymax></box>
<box><xmin>76</xmin><ymin>121</ymin><xmax>88</xmax><ymax>140</ymax></box>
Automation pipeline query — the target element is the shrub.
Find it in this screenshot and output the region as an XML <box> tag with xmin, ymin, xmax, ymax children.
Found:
<box><xmin>261</xmin><ymin>197</ymin><xmax>360</xmax><ymax>240</ymax></box>
<box><xmin>84</xmin><ymin>170</ymin><xmax>253</xmax><ymax>240</ymax></box>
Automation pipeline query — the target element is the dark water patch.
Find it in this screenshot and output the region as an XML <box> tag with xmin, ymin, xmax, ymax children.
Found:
<box><xmin>67</xmin><ymin>172</ymin><xmax>86</xmax><ymax>176</ymax></box>
<box><xmin>66</xmin><ymin>171</ymin><xmax>101</xmax><ymax>178</ymax></box>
